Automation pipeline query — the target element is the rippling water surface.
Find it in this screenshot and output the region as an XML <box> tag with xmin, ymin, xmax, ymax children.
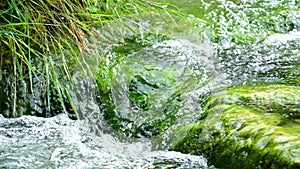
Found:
<box><xmin>1</xmin><ymin>0</ymin><xmax>300</xmax><ymax>168</ymax></box>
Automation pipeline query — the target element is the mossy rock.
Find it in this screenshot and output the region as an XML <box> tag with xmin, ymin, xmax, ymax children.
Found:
<box><xmin>96</xmin><ymin>32</ymin><xmax>212</xmax><ymax>137</ymax></box>
<box><xmin>172</xmin><ymin>84</ymin><xmax>300</xmax><ymax>169</ymax></box>
<box><xmin>215</xmin><ymin>84</ymin><xmax>300</xmax><ymax>118</ymax></box>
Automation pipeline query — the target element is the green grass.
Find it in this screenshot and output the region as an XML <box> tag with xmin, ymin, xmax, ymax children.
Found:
<box><xmin>0</xmin><ymin>0</ymin><xmax>187</xmax><ymax>119</ymax></box>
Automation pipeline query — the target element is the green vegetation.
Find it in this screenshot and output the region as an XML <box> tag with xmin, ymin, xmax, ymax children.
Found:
<box><xmin>172</xmin><ymin>85</ymin><xmax>300</xmax><ymax>169</ymax></box>
<box><xmin>0</xmin><ymin>0</ymin><xmax>183</xmax><ymax>118</ymax></box>
<box><xmin>96</xmin><ymin>31</ymin><xmax>210</xmax><ymax>137</ymax></box>
<box><xmin>150</xmin><ymin>1</ymin><xmax>300</xmax><ymax>168</ymax></box>
<box><xmin>1</xmin><ymin>0</ymin><xmax>300</xmax><ymax>168</ymax></box>
<box><xmin>219</xmin><ymin>84</ymin><xmax>300</xmax><ymax>118</ymax></box>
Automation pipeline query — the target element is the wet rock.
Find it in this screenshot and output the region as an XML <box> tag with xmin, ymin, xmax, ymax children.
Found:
<box><xmin>172</xmin><ymin>84</ymin><xmax>300</xmax><ymax>169</ymax></box>
<box><xmin>96</xmin><ymin>34</ymin><xmax>213</xmax><ymax>137</ymax></box>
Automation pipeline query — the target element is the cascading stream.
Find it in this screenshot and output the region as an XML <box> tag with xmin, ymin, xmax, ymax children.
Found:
<box><xmin>1</xmin><ymin>0</ymin><xmax>300</xmax><ymax>168</ymax></box>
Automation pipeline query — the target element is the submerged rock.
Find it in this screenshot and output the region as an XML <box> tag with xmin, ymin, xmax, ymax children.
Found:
<box><xmin>96</xmin><ymin>33</ymin><xmax>214</xmax><ymax>137</ymax></box>
<box><xmin>172</xmin><ymin>84</ymin><xmax>300</xmax><ymax>169</ymax></box>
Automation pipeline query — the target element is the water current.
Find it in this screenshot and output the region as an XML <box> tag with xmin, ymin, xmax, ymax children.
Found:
<box><xmin>0</xmin><ymin>113</ymin><xmax>210</xmax><ymax>168</ymax></box>
<box><xmin>0</xmin><ymin>18</ymin><xmax>215</xmax><ymax>169</ymax></box>
<box><xmin>1</xmin><ymin>0</ymin><xmax>300</xmax><ymax>168</ymax></box>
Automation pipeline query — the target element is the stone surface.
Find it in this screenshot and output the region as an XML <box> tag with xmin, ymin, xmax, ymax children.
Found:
<box><xmin>172</xmin><ymin>84</ymin><xmax>300</xmax><ymax>169</ymax></box>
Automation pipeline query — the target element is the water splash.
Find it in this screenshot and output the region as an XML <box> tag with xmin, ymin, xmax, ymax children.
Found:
<box><xmin>1</xmin><ymin>1</ymin><xmax>299</xmax><ymax>168</ymax></box>
<box><xmin>199</xmin><ymin>0</ymin><xmax>300</xmax><ymax>86</ymax></box>
<box><xmin>0</xmin><ymin>114</ymin><xmax>211</xmax><ymax>169</ymax></box>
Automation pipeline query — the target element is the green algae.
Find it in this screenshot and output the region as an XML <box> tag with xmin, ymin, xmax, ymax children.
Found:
<box><xmin>96</xmin><ymin>32</ymin><xmax>211</xmax><ymax>137</ymax></box>
<box><xmin>97</xmin><ymin>52</ymin><xmax>182</xmax><ymax>137</ymax></box>
<box><xmin>172</xmin><ymin>85</ymin><xmax>300</xmax><ymax>169</ymax></box>
<box><xmin>221</xmin><ymin>84</ymin><xmax>300</xmax><ymax>118</ymax></box>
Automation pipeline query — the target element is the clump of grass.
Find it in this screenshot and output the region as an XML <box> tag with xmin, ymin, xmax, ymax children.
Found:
<box><xmin>0</xmin><ymin>0</ymin><xmax>94</xmax><ymax>118</ymax></box>
<box><xmin>0</xmin><ymin>0</ymin><xmax>187</xmax><ymax>119</ymax></box>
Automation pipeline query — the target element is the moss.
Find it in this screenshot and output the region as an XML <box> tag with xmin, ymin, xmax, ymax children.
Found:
<box><xmin>96</xmin><ymin>33</ymin><xmax>177</xmax><ymax>137</ymax></box>
<box><xmin>169</xmin><ymin>123</ymin><xmax>205</xmax><ymax>154</ymax></box>
<box><xmin>216</xmin><ymin>84</ymin><xmax>300</xmax><ymax>118</ymax></box>
<box><xmin>172</xmin><ymin>85</ymin><xmax>300</xmax><ymax>169</ymax></box>
<box><xmin>96</xmin><ymin>30</ymin><xmax>210</xmax><ymax>137</ymax></box>
<box><xmin>97</xmin><ymin>60</ymin><xmax>183</xmax><ymax>137</ymax></box>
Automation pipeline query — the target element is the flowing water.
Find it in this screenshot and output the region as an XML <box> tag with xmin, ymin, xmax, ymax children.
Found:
<box><xmin>0</xmin><ymin>15</ymin><xmax>215</xmax><ymax>169</ymax></box>
<box><xmin>0</xmin><ymin>113</ymin><xmax>210</xmax><ymax>168</ymax></box>
<box><xmin>1</xmin><ymin>0</ymin><xmax>300</xmax><ymax>168</ymax></box>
